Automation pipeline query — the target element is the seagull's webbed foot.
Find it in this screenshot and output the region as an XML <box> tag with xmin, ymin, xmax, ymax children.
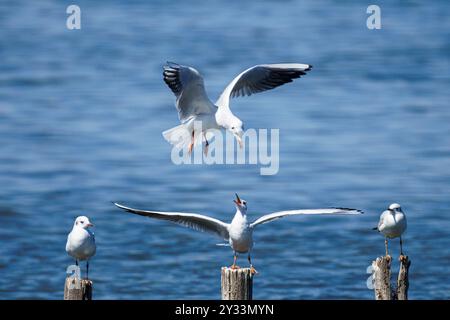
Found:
<box><xmin>399</xmin><ymin>254</ymin><xmax>408</xmax><ymax>263</ymax></box>
<box><xmin>250</xmin><ymin>265</ymin><xmax>258</xmax><ymax>275</ymax></box>
<box><xmin>188</xmin><ymin>142</ymin><xmax>194</xmax><ymax>155</ymax></box>
<box><xmin>188</xmin><ymin>131</ymin><xmax>195</xmax><ymax>155</ymax></box>
<box><xmin>247</xmin><ymin>254</ymin><xmax>257</xmax><ymax>274</ymax></box>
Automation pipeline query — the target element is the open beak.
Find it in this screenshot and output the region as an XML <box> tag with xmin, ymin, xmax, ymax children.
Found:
<box><xmin>233</xmin><ymin>193</ymin><xmax>242</xmax><ymax>205</ymax></box>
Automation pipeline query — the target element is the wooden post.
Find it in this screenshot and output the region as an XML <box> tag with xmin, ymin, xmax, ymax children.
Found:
<box><xmin>396</xmin><ymin>255</ymin><xmax>410</xmax><ymax>300</ymax></box>
<box><xmin>64</xmin><ymin>277</ymin><xmax>93</xmax><ymax>300</ymax></box>
<box><xmin>371</xmin><ymin>255</ymin><xmax>411</xmax><ymax>300</ymax></box>
<box><xmin>221</xmin><ymin>267</ymin><xmax>253</xmax><ymax>300</ymax></box>
<box><xmin>372</xmin><ymin>256</ymin><xmax>392</xmax><ymax>300</ymax></box>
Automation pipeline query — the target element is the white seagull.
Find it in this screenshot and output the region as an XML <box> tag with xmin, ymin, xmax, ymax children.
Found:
<box><xmin>114</xmin><ymin>194</ymin><xmax>362</xmax><ymax>274</ymax></box>
<box><xmin>373</xmin><ymin>203</ymin><xmax>407</xmax><ymax>257</ymax></box>
<box><xmin>162</xmin><ymin>62</ymin><xmax>312</xmax><ymax>154</ymax></box>
<box><xmin>65</xmin><ymin>216</ymin><xmax>96</xmax><ymax>279</ymax></box>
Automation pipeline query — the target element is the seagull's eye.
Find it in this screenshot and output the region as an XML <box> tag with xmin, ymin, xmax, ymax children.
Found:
<box><xmin>80</xmin><ymin>221</ymin><xmax>84</xmax><ymax>224</ymax></box>
<box><xmin>231</xmin><ymin>127</ymin><xmax>235</xmax><ymax>130</ymax></box>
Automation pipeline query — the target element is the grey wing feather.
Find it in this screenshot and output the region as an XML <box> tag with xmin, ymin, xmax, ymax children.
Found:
<box><xmin>231</xmin><ymin>64</ymin><xmax>312</xmax><ymax>98</ymax></box>
<box><xmin>376</xmin><ymin>210</ymin><xmax>389</xmax><ymax>231</ymax></box>
<box><xmin>114</xmin><ymin>202</ymin><xmax>230</xmax><ymax>240</ymax></box>
<box><xmin>163</xmin><ymin>62</ymin><xmax>215</xmax><ymax>122</ymax></box>
<box><xmin>216</xmin><ymin>63</ymin><xmax>312</xmax><ymax>108</ymax></box>
<box><xmin>251</xmin><ymin>207</ymin><xmax>363</xmax><ymax>228</ymax></box>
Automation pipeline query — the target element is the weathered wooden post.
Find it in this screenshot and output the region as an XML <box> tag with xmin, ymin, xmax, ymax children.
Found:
<box><xmin>372</xmin><ymin>256</ymin><xmax>392</xmax><ymax>300</ymax></box>
<box><xmin>396</xmin><ymin>256</ymin><xmax>410</xmax><ymax>300</ymax></box>
<box><xmin>371</xmin><ymin>255</ymin><xmax>410</xmax><ymax>300</ymax></box>
<box><xmin>64</xmin><ymin>277</ymin><xmax>93</xmax><ymax>300</ymax></box>
<box><xmin>221</xmin><ymin>267</ymin><xmax>253</xmax><ymax>300</ymax></box>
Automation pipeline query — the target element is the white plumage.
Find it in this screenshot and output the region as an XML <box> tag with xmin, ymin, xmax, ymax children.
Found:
<box><xmin>66</xmin><ymin>216</ymin><xmax>96</xmax><ymax>278</ymax></box>
<box><xmin>374</xmin><ymin>203</ymin><xmax>407</xmax><ymax>256</ymax></box>
<box><xmin>114</xmin><ymin>194</ymin><xmax>362</xmax><ymax>273</ymax></box>
<box><xmin>162</xmin><ymin>62</ymin><xmax>312</xmax><ymax>154</ymax></box>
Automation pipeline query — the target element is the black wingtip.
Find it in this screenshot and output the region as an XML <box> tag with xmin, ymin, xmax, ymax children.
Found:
<box><xmin>336</xmin><ymin>207</ymin><xmax>364</xmax><ymax>214</ymax></box>
<box><xmin>165</xmin><ymin>61</ymin><xmax>180</xmax><ymax>69</ymax></box>
<box><xmin>372</xmin><ymin>227</ymin><xmax>378</xmax><ymax>231</ymax></box>
<box><xmin>113</xmin><ymin>202</ymin><xmax>133</xmax><ymax>213</ymax></box>
<box><xmin>306</xmin><ymin>64</ymin><xmax>313</xmax><ymax>71</ymax></box>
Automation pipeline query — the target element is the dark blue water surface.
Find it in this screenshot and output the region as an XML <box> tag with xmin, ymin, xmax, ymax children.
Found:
<box><xmin>0</xmin><ymin>0</ymin><xmax>449</xmax><ymax>299</ymax></box>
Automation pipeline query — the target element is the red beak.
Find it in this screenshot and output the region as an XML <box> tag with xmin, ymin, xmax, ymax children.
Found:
<box><xmin>233</xmin><ymin>193</ymin><xmax>241</xmax><ymax>205</ymax></box>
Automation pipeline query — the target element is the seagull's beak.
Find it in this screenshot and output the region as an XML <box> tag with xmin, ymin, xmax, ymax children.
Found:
<box><xmin>87</xmin><ymin>223</ymin><xmax>94</xmax><ymax>227</ymax></box>
<box><xmin>233</xmin><ymin>193</ymin><xmax>242</xmax><ymax>205</ymax></box>
<box><xmin>233</xmin><ymin>131</ymin><xmax>244</xmax><ymax>149</ymax></box>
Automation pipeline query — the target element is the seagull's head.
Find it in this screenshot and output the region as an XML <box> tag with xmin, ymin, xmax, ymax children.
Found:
<box><xmin>228</xmin><ymin>118</ymin><xmax>244</xmax><ymax>148</ymax></box>
<box><xmin>74</xmin><ymin>216</ymin><xmax>94</xmax><ymax>229</ymax></box>
<box><xmin>388</xmin><ymin>203</ymin><xmax>402</xmax><ymax>213</ymax></box>
<box><xmin>233</xmin><ymin>193</ymin><xmax>247</xmax><ymax>213</ymax></box>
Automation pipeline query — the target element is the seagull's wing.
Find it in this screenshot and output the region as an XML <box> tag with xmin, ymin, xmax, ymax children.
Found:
<box><xmin>114</xmin><ymin>203</ymin><xmax>230</xmax><ymax>240</ymax></box>
<box><xmin>163</xmin><ymin>62</ymin><xmax>215</xmax><ymax>122</ymax></box>
<box><xmin>376</xmin><ymin>210</ymin><xmax>389</xmax><ymax>231</ymax></box>
<box><xmin>250</xmin><ymin>207</ymin><xmax>363</xmax><ymax>228</ymax></box>
<box><xmin>216</xmin><ymin>63</ymin><xmax>312</xmax><ymax>109</ymax></box>
<box><xmin>65</xmin><ymin>233</ymin><xmax>71</xmax><ymax>252</ymax></box>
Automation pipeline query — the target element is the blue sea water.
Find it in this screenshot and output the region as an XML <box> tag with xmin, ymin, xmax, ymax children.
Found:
<box><xmin>0</xmin><ymin>0</ymin><xmax>449</xmax><ymax>299</ymax></box>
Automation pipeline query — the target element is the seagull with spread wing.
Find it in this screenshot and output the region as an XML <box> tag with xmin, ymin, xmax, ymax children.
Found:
<box><xmin>114</xmin><ymin>194</ymin><xmax>362</xmax><ymax>274</ymax></box>
<box><xmin>162</xmin><ymin>62</ymin><xmax>312</xmax><ymax>154</ymax></box>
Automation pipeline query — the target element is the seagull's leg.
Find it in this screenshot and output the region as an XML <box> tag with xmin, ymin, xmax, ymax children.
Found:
<box><xmin>248</xmin><ymin>253</ymin><xmax>258</xmax><ymax>274</ymax></box>
<box><xmin>400</xmin><ymin>237</ymin><xmax>404</xmax><ymax>256</ymax></box>
<box><xmin>385</xmin><ymin>238</ymin><xmax>389</xmax><ymax>257</ymax></box>
<box><xmin>188</xmin><ymin>131</ymin><xmax>194</xmax><ymax>155</ymax></box>
<box><xmin>203</xmin><ymin>132</ymin><xmax>209</xmax><ymax>156</ymax></box>
<box><xmin>230</xmin><ymin>252</ymin><xmax>240</xmax><ymax>269</ymax></box>
<box><xmin>75</xmin><ymin>260</ymin><xmax>78</xmax><ymax>267</ymax></box>
<box><xmin>86</xmin><ymin>260</ymin><xmax>89</xmax><ymax>280</ymax></box>
<box><xmin>399</xmin><ymin>237</ymin><xmax>407</xmax><ymax>262</ymax></box>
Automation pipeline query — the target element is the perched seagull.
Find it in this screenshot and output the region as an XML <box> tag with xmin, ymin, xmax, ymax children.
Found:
<box><xmin>373</xmin><ymin>203</ymin><xmax>407</xmax><ymax>257</ymax></box>
<box><xmin>114</xmin><ymin>194</ymin><xmax>362</xmax><ymax>274</ymax></box>
<box><xmin>162</xmin><ymin>62</ymin><xmax>312</xmax><ymax>154</ymax></box>
<box><xmin>65</xmin><ymin>216</ymin><xmax>96</xmax><ymax>279</ymax></box>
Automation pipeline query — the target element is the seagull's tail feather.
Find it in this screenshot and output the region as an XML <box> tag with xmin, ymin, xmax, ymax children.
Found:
<box><xmin>216</xmin><ymin>243</ymin><xmax>230</xmax><ymax>247</ymax></box>
<box><xmin>162</xmin><ymin>124</ymin><xmax>191</xmax><ymax>149</ymax></box>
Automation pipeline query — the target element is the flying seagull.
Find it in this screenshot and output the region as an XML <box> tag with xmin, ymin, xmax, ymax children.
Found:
<box><xmin>66</xmin><ymin>216</ymin><xmax>96</xmax><ymax>279</ymax></box>
<box><xmin>373</xmin><ymin>203</ymin><xmax>407</xmax><ymax>257</ymax></box>
<box><xmin>162</xmin><ymin>62</ymin><xmax>312</xmax><ymax>154</ymax></box>
<box><xmin>114</xmin><ymin>194</ymin><xmax>362</xmax><ymax>274</ymax></box>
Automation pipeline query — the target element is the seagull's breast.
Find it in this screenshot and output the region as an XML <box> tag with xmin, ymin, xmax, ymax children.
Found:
<box><xmin>380</xmin><ymin>213</ymin><xmax>407</xmax><ymax>238</ymax></box>
<box><xmin>228</xmin><ymin>217</ymin><xmax>253</xmax><ymax>253</ymax></box>
<box><xmin>66</xmin><ymin>229</ymin><xmax>96</xmax><ymax>261</ymax></box>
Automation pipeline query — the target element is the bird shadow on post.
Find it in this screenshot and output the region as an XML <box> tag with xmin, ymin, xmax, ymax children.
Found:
<box><xmin>221</xmin><ymin>267</ymin><xmax>253</xmax><ymax>300</ymax></box>
<box><xmin>371</xmin><ymin>255</ymin><xmax>410</xmax><ymax>300</ymax></box>
<box><xmin>64</xmin><ymin>277</ymin><xmax>93</xmax><ymax>300</ymax></box>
